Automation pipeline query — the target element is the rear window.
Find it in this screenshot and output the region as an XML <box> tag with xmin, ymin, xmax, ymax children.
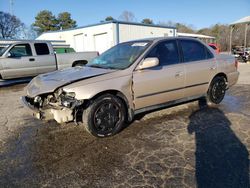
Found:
<box><xmin>34</xmin><ymin>43</ymin><xmax>50</xmax><ymax>55</ymax></box>
<box><xmin>180</xmin><ymin>40</ymin><xmax>207</xmax><ymax>62</ymax></box>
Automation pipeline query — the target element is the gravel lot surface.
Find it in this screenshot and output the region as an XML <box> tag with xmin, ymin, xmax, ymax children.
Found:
<box><xmin>0</xmin><ymin>63</ymin><xmax>249</xmax><ymax>187</ymax></box>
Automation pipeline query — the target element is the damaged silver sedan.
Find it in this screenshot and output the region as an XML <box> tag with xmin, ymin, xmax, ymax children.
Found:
<box><xmin>22</xmin><ymin>37</ymin><xmax>239</xmax><ymax>137</ymax></box>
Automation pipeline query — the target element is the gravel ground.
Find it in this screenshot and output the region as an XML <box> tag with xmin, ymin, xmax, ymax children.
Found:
<box><xmin>0</xmin><ymin>63</ymin><xmax>249</xmax><ymax>187</ymax></box>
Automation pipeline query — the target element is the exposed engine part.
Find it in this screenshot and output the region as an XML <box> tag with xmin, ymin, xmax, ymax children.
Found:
<box><xmin>51</xmin><ymin>108</ymin><xmax>73</xmax><ymax>123</ymax></box>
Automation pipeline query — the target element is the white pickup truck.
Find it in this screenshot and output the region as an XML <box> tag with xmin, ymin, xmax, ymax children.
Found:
<box><xmin>0</xmin><ymin>41</ymin><xmax>98</xmax><ymax>80</ymax></box>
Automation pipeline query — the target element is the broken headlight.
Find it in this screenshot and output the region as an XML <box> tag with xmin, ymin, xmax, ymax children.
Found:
<box><xmin>60</xmin><ymin>91</ymin><xmax>78</xmax><ymax>108</ymax></box>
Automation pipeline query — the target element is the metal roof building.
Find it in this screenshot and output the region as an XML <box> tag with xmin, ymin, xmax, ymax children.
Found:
<box><xmin>37</xmin><ymin>20</ymin><xmax>177</xmax><ymax>53</ymax></box>
<box><xmin>177</xmin><ymin>32</ymin><xmax>215</xmax><ymax>43</ymax></box>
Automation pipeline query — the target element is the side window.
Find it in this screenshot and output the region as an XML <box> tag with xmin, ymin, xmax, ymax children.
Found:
<box><xmin>146</xmin><ymin>40</ymin><xmax>180</xmax><ymax>66</ymax></box>
<box><xmin>34</xmin><ymin>43</ymin><xmax>50</xmax><ymax>55</ymax></box>
<box><xmin>9</xmin><ymin>44</ymin><xmax>32</xmax><ymax>57</ymax></box>
<box><xmin>205</xmin><ymin>47</ymin><xmax>214</xmax><ymax>59</ymax></box>
<box><xmin>180</xmin><ymin>40</ymin><xmax>207</xmax><ymax>62</ymax></box>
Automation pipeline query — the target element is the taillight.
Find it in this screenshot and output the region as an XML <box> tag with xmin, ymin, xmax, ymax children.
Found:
<box><xmin>235</xmin><ymin>59</ymin><xmax>238</xmax><ymax>70</ymax></box>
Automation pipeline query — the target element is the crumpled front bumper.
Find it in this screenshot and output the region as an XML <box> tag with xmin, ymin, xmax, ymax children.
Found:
<box><xmin>20</xmin><ymin>96</ymin><xmax>74</xmax><ymax>123</ymax></box>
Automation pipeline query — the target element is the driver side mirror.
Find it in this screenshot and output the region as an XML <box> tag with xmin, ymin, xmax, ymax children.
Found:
<box><xmin>7</xmin><ymin>52</ymin><xmax>12</xmax><ymax>57</ymax></box>
<box><xmin>136</xmin><ymin>57</ymin><xmax>159</xmax><ymax>70</ymax></box>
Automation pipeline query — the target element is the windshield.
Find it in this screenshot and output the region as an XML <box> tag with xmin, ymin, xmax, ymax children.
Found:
<box><xmin>87</xmin><ymin>41</ymin><xmax>150</xmax><ymax>69</ymax></box>
<box><xmin>0</xmin><ymin>45</ymin><xmax>10</xmax><ymax>56</ymax></box>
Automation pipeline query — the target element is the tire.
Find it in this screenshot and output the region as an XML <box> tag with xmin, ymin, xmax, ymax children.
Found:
<box><xmin>72</xmin><ymin>60</ymin><xmax>87</xmax><ymax>67</ymax></box>
<box><xmin>82</xmin><ymin>94</ymin><xmax>126</xmax><ymax>137</ymax></box>
<box><xmin>207</xmin><ymin>76</ymin><xmax>227</xmax><ymax>104</ymax></box>
<box><xmin>73</xmin><ymin>63</ymin><xmax>84</xmax><ymax>67</ymax></box>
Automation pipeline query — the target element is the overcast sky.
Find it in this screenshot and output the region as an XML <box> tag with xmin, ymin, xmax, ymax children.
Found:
<box><xmin>0</xmin><ymin>0</ymin><xmax>249</xmax><ymax>29</ymax></box>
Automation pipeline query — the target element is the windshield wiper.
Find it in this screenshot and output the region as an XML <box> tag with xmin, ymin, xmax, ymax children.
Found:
<box><xmin>88</xmin><ymin>64</ymin><xmax>119</xmax><ymax>70</ymax></box>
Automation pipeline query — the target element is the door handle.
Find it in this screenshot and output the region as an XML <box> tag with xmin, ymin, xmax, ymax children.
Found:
<box><xmin>29</xmin><ymin>58</ymin><xmax>35</xmax><ymax>62</ymax></box>
<box><xmin>210</xmin><ymin>66</ymin><xmax>216</xmax><ymax>70</ymax></box>
<box><xmin>175</xmin><ymin>71</ymin><xmax>183</xmax><ymax>77</ymax></box>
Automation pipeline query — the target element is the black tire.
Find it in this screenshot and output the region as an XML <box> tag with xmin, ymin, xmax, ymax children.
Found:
<box><xmin>82</xmin><ymin>94</ymin><xmax>126</xmax><ymax>137</ymax></box>
<box><xmin>72</xmin><ymin>60</ymin><xmax>88</xmax><ymax>67</ymax></box>
<box><xmin>73</xmin><ymin>63</ymin><xmax>84</xmax><ymax>67</ymax></box>
<box><xmin>207</xmin><ymin>76</ymin><xmax>227</xmax><ymax>104</ymax></box>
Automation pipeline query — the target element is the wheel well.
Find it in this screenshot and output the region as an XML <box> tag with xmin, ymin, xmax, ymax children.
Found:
<box><xmin>0</xmin><ymin>74</ymin><xmax>2</xmax><ymax>80</ymax></box>
<box><xmin>208</xmin><ymin>72</ymin><xmax>228</xmax><ymax>91</ymax></box>
<box><xmin>72</xmin><ymin>60</ymin><xmax>88</xmax><ymax>67</ymax></box>
<box><xmin>214</xmin><ymin>72</ymin><xmax>227</xmax><ymax>81</ymax></box>
<box><xmin>88</xmin><ymin>90</ymin><xmax>133</xmax><ymax>121</ymax></box>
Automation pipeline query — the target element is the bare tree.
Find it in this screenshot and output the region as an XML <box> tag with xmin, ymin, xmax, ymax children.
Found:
<box><xmin>19</xmin><ymin>25</ymin><xmax>38</xmax><ymax>39</ymax></box>
<box><xmin>158</xmin><ymin>21</ymin><xmax>176</xmax><ymax>27</ymax></box>
<box><xmin>119</xmin><ymin>11</ymin><xmax>135</xmax><ymax>22</ymax></box>
<box><xmin>0</xmin><ymin>11</ymin><xmax>23</xmax><ymax>39</ymax></box>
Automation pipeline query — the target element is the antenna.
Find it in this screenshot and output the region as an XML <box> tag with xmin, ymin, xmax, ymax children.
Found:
<box><xmin>9</xmin><ymin>0</ymin><xmax>14</xmax><ymax>15</ymax></box>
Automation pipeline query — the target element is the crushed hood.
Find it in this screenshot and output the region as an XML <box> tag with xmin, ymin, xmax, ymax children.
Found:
<box><xmin>26</xmin><ymin>66</ymin><xmax>115</xmax><ymax>97</ymax></box>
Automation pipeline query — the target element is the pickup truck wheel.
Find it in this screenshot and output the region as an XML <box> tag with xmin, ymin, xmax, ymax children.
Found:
<box><xmin>73</xmin><ymin>63</ymin><xmax>84</xmax><ymax>67</ymax></box>
<box><xmin>82</xmin><ymin>94</ymin><xmax>126</xmax><ymax>137</ymax></box>
<box><xmin>207</xmin><ymin>76</ymin><xmax>227</xmax><ymax>104</ymax></box>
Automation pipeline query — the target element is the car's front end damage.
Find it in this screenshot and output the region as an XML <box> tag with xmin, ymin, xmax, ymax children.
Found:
<box><xmin>21</xmin><ymin>88</ymin><xmax>84</xmax><ymax>123</ymax></box>
<box><xmin>21</xmin><ymin>66</ymin><xmax>117</xmax><ymax>124</ymax></box>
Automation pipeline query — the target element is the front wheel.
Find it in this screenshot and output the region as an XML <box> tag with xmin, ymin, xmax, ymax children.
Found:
<box><xmin>82</xmin><ymin>94</ymin><xmax>126</xmax><ymax>137</ymax></box>
<box><xmin>207</xmin><ymin>76</ymin><xmax>227</xmax><ymax>104</ymax></box>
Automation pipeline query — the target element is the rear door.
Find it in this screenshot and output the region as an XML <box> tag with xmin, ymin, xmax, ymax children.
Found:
<box><xmin>33</xmin><ymin>43</ymin><xmax>57</xmax><ymax>74</ymax></box>
<box><xmin>178</xmin><ymin>39</ymin><xmax>216</xmax><ymax>98</ymax></box>
<box><xmin>1</xmin><ymin>43</ymin><xmax>37</xmax><ymax>79</ymax></box>
<box><xmin>133</xmin><ymin>39</ymin><xmax>185</xmax><ymax>110</ymax></box>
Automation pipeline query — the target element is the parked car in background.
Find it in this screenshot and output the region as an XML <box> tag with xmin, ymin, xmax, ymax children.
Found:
<box><xmin>208</xmin><ymin>43</ymin><xmax>220</xmax><ymax>54</ymax></box>
<box><xmin>0</xmin><ymin>40</ymin><xmax>98</xmax><ymax>80</ymax></box>
<box><xmin>22</xmin><ymin>37</ymin><xmax>239</xmax><ymax>137</ymax></box>
<box><xmin>232</xmin><ymin>46</ymin><xmax>249</xmax><ymax>62</ymax></box>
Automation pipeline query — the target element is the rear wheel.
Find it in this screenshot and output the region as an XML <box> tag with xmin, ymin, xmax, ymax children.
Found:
<box><xmin>82</xmin><ymin>94</ymin><xmax>126</xmax><ymax>137</ymax></box>
<box><xmin>207</xmin><ymin>76</ymin><xmax>227</xmax><ymax>104</ymax></box>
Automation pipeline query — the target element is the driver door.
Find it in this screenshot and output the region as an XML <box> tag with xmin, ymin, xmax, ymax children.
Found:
<box><xmin>1</xmin><ymin>43</ymin><xmax>37</xmax><ymax>79</ymax></box>
<box><xmin>133</xmin><ymin>40</ymin><xmax>185</xmax><ymax>110</ymax></box>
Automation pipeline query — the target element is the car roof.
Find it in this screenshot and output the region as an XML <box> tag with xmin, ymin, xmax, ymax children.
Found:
<box><xmin>126</xmin><ymin>37</ymin><xmax>202</xmax><ymax>44</ymax></box>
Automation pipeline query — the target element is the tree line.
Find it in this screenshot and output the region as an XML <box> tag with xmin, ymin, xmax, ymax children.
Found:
<box><xmin>0</xmin><ymin>10</ymin><xmax>249</xmax><ymax>51</ymax></box>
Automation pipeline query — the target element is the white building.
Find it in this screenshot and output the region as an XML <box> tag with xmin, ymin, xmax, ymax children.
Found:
<box><xmin>177</xmin><ymin>32</ymin><xmax>215</xmax><ymax>43</ymax></box>
<box><xmin>37</xmin><ymin>20</ymin><xmax>177</xmax><ymax>53</ymax></box>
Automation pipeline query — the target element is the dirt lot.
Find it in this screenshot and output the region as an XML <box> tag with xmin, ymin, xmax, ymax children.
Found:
<box><xmin>0</xmin><ymin>64</ymin><xmax>250</xmax><ymax>187</ymax></box>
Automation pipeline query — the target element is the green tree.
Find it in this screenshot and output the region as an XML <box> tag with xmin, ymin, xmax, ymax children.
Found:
<box><xmin>33</xmin><ymin>10</ymin><xmax>58</xmax><ymax>33</ymax></box>
<box><xmin>57</xmin><ymin>12</ymin><xmax>77</xmax><ymax>30</ymax></box>
<box><xmin>141</xmin><ymin>18</ymin><xmax>153</xmax><ymax>24</ymax></box>
<box><xmin>176</xmin><ymin>23</ymin><xmax>195</xmax><ymax>33</ymax></box>
<box><xmin>0</xmin><ymin>11</ymin><xmax>23</xmax><ymax>39</ymax></box>
<box><xmin>105</xmin><ymin>16</ymin><xmax>115</xmax><ymax>21</ymax></box>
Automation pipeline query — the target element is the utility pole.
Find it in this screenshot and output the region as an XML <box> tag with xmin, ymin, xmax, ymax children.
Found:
<box><xmin>9</xmin><ymin>0</ymin><xmax>14</xmax><ymax>15</ymax></box>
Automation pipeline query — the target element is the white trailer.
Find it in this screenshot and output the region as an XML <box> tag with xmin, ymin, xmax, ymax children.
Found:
<box><xmin>37</xmin><ymin>21</ymin><xmax>176</xmax><ymax>54</ymax></box>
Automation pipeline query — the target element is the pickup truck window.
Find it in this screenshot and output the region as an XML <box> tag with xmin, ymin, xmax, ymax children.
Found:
<box><xmin>146</xmin><ymin>40</ymin><xmax>180</xmax><ymax>66</ymax></box>
<box><xmin>9</xmin><ymin>44</ymin><xmax>32</xmax><ymax>57</ymax></box>
<box><xmin>180</xmin><ymin>40</ymin><xmax>207</xmax><ymax>62</ymax></box>
<box><xmin>34</xmin><ymin>43</ymin><xmax>50</xmax><ymax>55</ymax></box>
<box><xmin>0</xmin><ymin>45</ymin><xmax>10</xmax><ymax>56</ymax></box>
